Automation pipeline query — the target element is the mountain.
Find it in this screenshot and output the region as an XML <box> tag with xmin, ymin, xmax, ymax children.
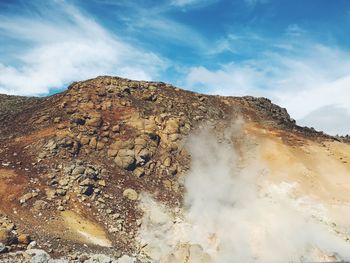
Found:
<box><xmin>1</xmin><ymin>76</ymin><xmax>350</xmax><ymax>263</ymax></box>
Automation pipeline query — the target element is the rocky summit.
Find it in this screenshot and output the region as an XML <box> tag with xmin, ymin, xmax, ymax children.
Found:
<box><xmin>0</xmin><ymin>76</ymin><xmax>350</xmax><ymax>263</ymax></box>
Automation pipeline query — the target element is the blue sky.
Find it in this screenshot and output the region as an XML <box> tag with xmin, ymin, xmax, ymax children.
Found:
<box><xmin>1</xmin><ymin>0</ymin><xmax>350</xmax><ymax>135</ymax></box>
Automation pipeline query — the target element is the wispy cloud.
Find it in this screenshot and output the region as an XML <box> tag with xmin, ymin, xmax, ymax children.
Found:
<box><xmin>108</xmin><ymin>1</ymin><xmax>209</xmax><ymax>51</ymax></box>
<box><xmin>0</xmin><ymin>1</ymin><xmax>167</xmax><ymax>95</ymax></box>
<box><xmin>185</xmin><ymin>35</ymin><xmax>350</xmax><ymax>135</ymax></box>
<box><xmin>285</xmin><ymin>24</ymin><xmax>307</xmax><ymax>37</ymax></box>
<box><xmin>170</xmin><ymin>0</ymin><xmax>219</xmax><ymax>8</ymax></box>
<box><xmin>170</xmin><ymin>0</ymin><xmax>205</xmax><ymax>7</ymax></box>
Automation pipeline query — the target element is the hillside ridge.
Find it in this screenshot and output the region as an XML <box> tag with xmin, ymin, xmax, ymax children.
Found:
<box><xmin>1</xmin><ymin>75</ymin><xmax>350</xmax><ymax>262</ymax></box>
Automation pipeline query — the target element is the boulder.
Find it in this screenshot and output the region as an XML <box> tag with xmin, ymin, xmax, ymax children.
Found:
<box><xmin>110</xmin><ymin>139</ymin><xmax>134</xmax><ymax>150</ymax></box>
<box><xmin>0</xmin><ymin>229</ymin><xmax>11</xmax><ymax>245</ymax></box>
<box><xmin>86</xmin><ymin>115</ymin><xmax>102</xmax><ymax>127</ymax></box>
<box><xmin>98</xmin><ymin>180</ymin><xmax>106</xmax><ymax>187</ymax></box>
<box><xmin>163</xmin><ymin>157</ymin><xmax>172</xmax><ymax>167</ymax></box>
<box><xmin>96</xmin><ymin>141</ymin><xmax>105</xmax><ymax>150</ymax></box>
<box><xmin>163</xmin><ymin>119</ymin><xmax>180</xmax><ymax>134</ymax></box>
<box><xmin>144</xmin><ymin>119</ymin><xmax>158</xmax><ymax>135</ymax></box>
<box><xmin>80</xmin><ymin>136</ymin><xmax>90</xmax><ymax>145</ymax></box>
<box><xmin>58</xmin><ymin>178</ymin><xmax>69</xmax><ymax>187</ymax></box>
<box><xmin>89</xmin><ymin>137</ymin><xmax>97</xmax><ymax>149</ymax></box>
<box><xmin>115</xmin><ymin>149</ymin><xmax>135</xmax><ymax>170</ymax></box>
<box><xmin>79</xmin><ymin>178</ymin><xmax>94</xmax><ymax>186</ymax></box>
<box><xmin>72</xmin><ymin>166</ymin><xmax>85</xmax><ymax>176</ymax></box>
<box><xmin>115</xmin><ymin>155</ymin><xmax>135</xmax><ymax>170</ymax></box>
<box><xmin>18</xmin><ymin>234</ymin><xmax>31</xmax><ymax>245</ymax></box>
<box><xmin>107</xmin><ymin>149</ymin><xmax>118</xmax><ymax>158</ymax></box>
<box><xmin>122</xmin><ymin>189</ymin><xmax>138</xmax><ymax>201</ymax></box>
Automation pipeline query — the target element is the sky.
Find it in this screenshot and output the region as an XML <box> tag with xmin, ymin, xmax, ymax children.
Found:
<box><xmin>0</xmin><ymin>0</ymin><xmax>350</xmax><ymax>135</ymax></box>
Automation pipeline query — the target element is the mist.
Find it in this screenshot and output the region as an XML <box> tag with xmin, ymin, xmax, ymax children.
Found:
<box><xmin>138</xmin><ymin>122</ymin><xmax>350</xmax><ymax>262</ymax></box>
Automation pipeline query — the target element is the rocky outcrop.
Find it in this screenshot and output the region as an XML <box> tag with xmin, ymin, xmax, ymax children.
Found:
<box><xmin>0</xmin><ymin>75</ymin><xmax>346</xmax><ymax>262</ymax></box>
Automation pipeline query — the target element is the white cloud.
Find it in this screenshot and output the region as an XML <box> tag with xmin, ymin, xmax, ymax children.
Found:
<box><xmin>125</xmin><ymin>15</ymin><xmax>207</xmax><ymax>49</ymax></box>
<box><xmin>185</xmin><ymin>43</ymin><xmax>350</xmax><ymax>135</ymax></box>
<box><xmin>300</xmin><ymin>105</ymin><xmax>350</xmax><ymax>136</ymax></box>
<box><xmin>285</xmin><ymin>24</ymin><xmax>307</xmax><ymax>37</ymax></box>
<box><xmin>186</xmin><ymin>64</ymin><xmax>266</xmax><ymax>96</ymax></box>
<box><xmin>0</xmin><ymin>1</ymin><xmax>167</xmax><ymax>95</ymax></box>
<box><xmin>114</xmin><ymin>2</ymin><xmax>208</xmax><ymax>50</ymax></box>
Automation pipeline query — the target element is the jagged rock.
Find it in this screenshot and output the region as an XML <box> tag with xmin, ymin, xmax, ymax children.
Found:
<box><xmin>96</xmin><ymin>141</ymin><xmax>105</xmax><ymax>150</ymax></box>
<box><xmin>98</xmin><ymin>180</ymin><xmax>106</xmax><ymax>187</ymax></box>
<box><xmin>135</xmin><ymin>148</ymin><xmax>152</xmax><ymax>166</ymax></box>
<box><xmin>110</xmin><ymin>139</ymin><xmax>134</xmax><ymax>151</ymax></box>
<box><xmin>72</xmin><ymin>166</ymin><xmax>85</xmax><ymax>176</ymax></box>
<box><xmin>58</xmin><ymin>178</ymin><xmax>69</xmax><ymax>186</ymax></box>
<box><xmin>89</xmin><ymin>137</ymin><xmax>97</xmax><ymax>149</ymax></box>
<box><xmin>85</xmin><ymin>166</ymin><xmax>98</xmax><ymax>178</ymax></box>
<box><xmin>80</xmin><ymin>178</ymin><xmax>94</xmax><ymax>186</ymax></box>
<box><xmin>56</xmin><ymin>189</ymin><xmax>66</xmax><ymax>196</ymax></box>
<box><xmin>163</xmin><ymin>119</ymin><xmax>180</xmax><ymax>134</ymax></box>
<box><xmin>115</xmin><ymin>149</ymin><xmax>136</xmax><ymax>170</ymax></box>
<box><xmin>45</xmin><ymin>140</ymin><xmax>57</xmax><ymax>152</ymax></box>
<box><xmin>133</xmin><ymin>167</ymin><xmax>145</xmax><ymax>178</ymax></box>
<box><xmin>86</xmin><ymin>114</ymin><xmax>102</xmax><ymax>127</ymax></box>
<box><xmin>107</xmin><ymin>149</ymin><xmax>118</xmax><ymax>158</ymax></box>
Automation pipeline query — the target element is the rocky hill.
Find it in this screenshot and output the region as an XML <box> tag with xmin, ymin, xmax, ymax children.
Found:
<box><xmin>0</xmin><ymin>76</ymin><xmax>350</xmax><ymax>263</ymax></box>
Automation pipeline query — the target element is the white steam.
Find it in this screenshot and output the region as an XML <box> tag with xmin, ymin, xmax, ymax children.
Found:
<box><xmin>138</xmin><ymin>124</ymin><xmax>350</xmax><ymax>262</ymax></box>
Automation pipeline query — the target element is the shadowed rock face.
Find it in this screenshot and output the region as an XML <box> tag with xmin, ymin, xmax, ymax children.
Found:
<box><xmin>0</xmin><ymin>76</ymin><xmax>349</xmax><ymax>262</ymax></box>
